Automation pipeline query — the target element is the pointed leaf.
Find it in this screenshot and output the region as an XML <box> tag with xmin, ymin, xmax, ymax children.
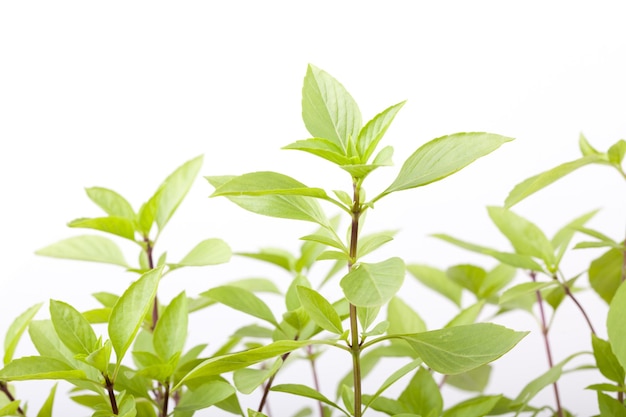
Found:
<box><xmin>407</xmin><ymin>264</ymin><xmax>462</xmax><ymax>307</ymax></box>
<box><xmin>175</xmin><ymin>381</ymin><xmax>236</xmax><ymax>412</ymax></box>
<box><xmin>109</xmin><ymin>266</ymin><xmax>162</xmax><ymax>364</ymax></box>
<box><xmin>297</xmin><ymin>286</ymin><xmax>343</xmax><ymax>334</ymax></box>
<box><xmin>302</xmin><ymin>64</ymin><xmax>361</xmax><ymax>151</ymax></box>
<box><xmin>579</xmin><ymin>133</ymin><xmax>601</xmax><ymax>156</ymax></box>
<box><xmin>381</xmin><ymin>133</ymin><xmax>512</xmax><ymax>197</ymax></box>
<box><xmin>399</xmin><ymin>367</ymin><xmax>442</xmax><ymax>417</ymax></box>
<box><xmin>480</xmin><ymin>264</ymin><xmax>516</xmax><ymax>299</ymax></box>
<box><xmin>271</xmin><ymin>383</ymin><xmax>349</xmax><ymax>416</ymax></box>
<box><xmin>445</xmin><ymin>365</ymin><xmax>492</xmax><ymax>392</ymax></box>
<box><xmin>358</xmin><ymin>101</ymin><xmax>406</xmax><ymax>162</ymax></box>
<box><xmin>0</xmin><ymin>356</ymin><xmax>86</xmax><ymax>381</ymax></box>
<box><xmin>551</xmin><ymin>210</ymin><xmax>599</xmax><ymax>265</ymax></box>
<box><xmin>68</xmin><ymin>217</ymin><xmax>136</xmax><ymax>241</ymax></box>
<box><xmin>589</xmin><ymin>248</ymin><xmax>623</xmax><ymax>303</ymax></box>
<box><xmin>202</xmin><ymin>286</ymin><xmax>278</xmax><ymax>327</ymax></box>
<box><xmin>364</xmin><ymin>359</ymin><xmax>422</xmax><ymax>410</ymax></box>
<box><xmin>236</xmin><ymin>248</ymin><xmax>296</xmax><ymax>272</ymax></box>
<box><xmin>36</xmin><ymin>235</ymin><xmax>128</xmax><ymax>267</ymax></box>
<box><xmin>172</xmin><ymin>238</ymin><xmax>231</xmax><ymax>267</ymax></box>
<box><xmin>442</xmin><ymin>395</ymin><xmax>501</xmax><ymax>417</ymax></box>
<box><xmin>504</xmin><ymin>155</ymin><xmax>605</xmax><ymax>208</ymax></box>
<box><xmin>592</xmin><ymin>335</ymin><xmax>625</xmax><ymax>384</ymax></box>
<box><xmin>341</xmin><ymin>258</ymin><xmax>405</xmax><ymax>307</ymax></box>
<box><xmin>154</xmin><ymin>292</ymin><xmax>188</xmax><ymax>363</ymax></box>
<box><xmin>445</xmin><ymin>301</ymin><xmax>485</xmax><ymax>328</ymax></box>
<box><xmin>499</xmin><ymin>282</ymin><xmax>558</xmax><ymax>305</ymax></box>
<box><xmin>597</xmin><ymin>392</ymin><xmax>626</xmax><ymax>417</ymax></box>
<box><xmin>211</xmin><ymin>171</ymin><xmax>328</xmax><ymax>199</ymax></box>
<box><xmin>283</xmin><ymin>138</ymin><xmax>350</xmax><ymax>165</ymax></box>
<box><xmin>36</xmin><ymin>383</ymin><xmax>57</xmax><ymax>417</ymax></box>
<box><xmin>233</xmin><ymin>358</ymin><xmax>282</xmax><ymax>394</ymax></box>
<box><xmin>49</xmin><ymin>300</ymin><xmax>98</xmax><ymax>356</ymax></box>
<box><xmin>155</xmin><ymin>155</ymin><xmax>203</xmax><ymax>230</ymax></box>
<box><xmin>358</xmin><ymin>231</ymin><xmax>396</xmax><ymax>257</ymax></box>
<box><xmin>608</xmin><ymin>139</ymin><xmax>626</xmax><ymax>165</ymax></box>
<box><xmin>85</xmin><ymin>187</ymin><xmax>135</xmax><ymax>219</ymax></box>
<box><xmin>387</xmin><ymin>297</ymin><xmax>426</xmax><ymax>335</ymax></box>
<box><xmin>4</xmin><ymin>303</ymin><xmax>42</xmax><ymax>365</ymax></box>
<box><xmin>446</xmin><ymin>265</ymin><xmax>486</xmax><ymax>296</ymax></box>
<box><xmin>402</xmin><ymin>323</ymin><xmax>527</xmax><ymax>375</ymax></box>
<box><xmin>607</xmin><ymin>282</ymin><xmax>626</xmax><ymax>372</ymax></box>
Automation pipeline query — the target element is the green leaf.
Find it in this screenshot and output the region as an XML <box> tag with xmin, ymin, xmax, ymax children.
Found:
<box><xmin>137</xmin><ymin>190</ymin><xmax>160</xmax><ymax>236</ymax></box>
<box><xmin>175</xmin><ymin>381</ymin><xmax>236</xmax><ymax>412</ymax></box>
<box><xmin>445</xmin><ymin>301</ymin><xmax>485</xmax><ymax>328</ymax></box>
<box><xmin>247</xmin><ymin>410</ymin><xmax>269</xmax><ymax>417</ymax></box>
<box><xmin>0</xmin><ymin>356</ymin><xmax>86</xmax><ymax>381</ymax></box>
<box><xmin>364</xmin><ymin>359</ymin><xmax>422</xmax><ymax>411</ymax></box>
<box><xmin>156</xmin><ymin>155</ymin><xmax>203</xmax><ymax>230</ymax></box>
<box><xmin>445</xmin><ymin>365</ymin><xmax>492</xmax><ymax>392</ymax></box>
<box><xmin>407</xmin><ymin>264</ymin><xmax>462</xmax><ymax>307</ymax></box>
<box><xmin>499</xmin><ymin>282</ymin><xmax>558</xmax><ymax>305</ymax></box>
<box><xmin>358</xmin><ymin>101</ymin><xmax>406</xmax><ymax>162</ymax></box>
<box><xmin>597</xmin><ymin>392</ymin><xmax>626</xmax><ymax>417</ymax></box>
<box><xmin>589</xmin><ymin>248</ymin><xmax>623</xmax><ymax>303</ymax></box>
<box><xmin>211</xmin><ymin>172</ymin><xmax>328</xmax><ymax>199</ymax></box>
<box><xmin>36</xmin><ymin>235</ymin><xmax>129</xmax><ymax>267</ymax></box>
<box><xmin>226</xmin><ymin>278</ymin><xmax>281</xmax><ymax>294</ymax></box>
<box><xmin>579</xmin><ymin>133</ymin><xmax>601</xmax><ymax>156</ymax></box>
<box><xmin>85</xmin><ymin>187</ymin><xmax>136</xmax><ymax>219</ymax></box>
<box><xmin>36</xmin><ymin>383</ymin><xmax>57</xmax><ymax>417</ymax></box>
<box><xmin>83</xmin><ymin>339</ymin><xmax>112</xmax><ymax>373</ymax></box>
<box><xmin>172</xmin><ymin>238</ymin><xmax>231</xmax><ymax>267</ymax></box>
<box><xmin>4</xmin><ymin>303</ymin><xmax>42</xmax><ymax>365</ymax></box>
<box><xmin>154</xmin><ymin>292</ymin><xmax>188</xmax><ymax>364</ymax></box>
<box><xmin>442</xmin><ymin>395</ymin><xmax>501</xmax><ymax>417</ymax></box>
<box><xmin>202</xmin><ymin>286</ymin><xmax>278</xmax><ymax>327</ymax></box>
<box><xmin>402</xmin><ymin>323</ymin><xmax>527</xmax><ymax>375</ymax></box>
<box><xmin>237</xmin><ymin>248</ymin><xmax>296</xmax><ymax>272</ymax></box>
<box><xmin>504</xmin><ymin>155</ymin><xmax>605</xmax><ymax>208</ymax></box>
<box><xmin>341</xmin><ymin>257</ymin><xmax>405</xmax><ymax>307</ymax></box>
<box><xmin>271</xmin><ymin>384</ymin><xmax>349</xmax><ymax>416</ymax></box>
<box><xmin>399</xmin><ymin>367</ymin><xmax>442</xmax><ymax>417</ymax></box>
<box><xmin>109</xmin><ymin>266</ymin><xmax>162</xmax><ymax>365</ymax></box>
<box><xmin>300</xmin><ymin>232</ymin><xmax>347</xmax><ymax>252</ymax></box>
<box><xmin>358</xmin><ymin>306</ymin><xmax>381</xmax><ymax>333</ymax></box>
<box><xmin>302</xmin><ymin>64</ymin><xmax>362</xmax><ymax>152</ymax></box>
<box><xmin>49</xmin><ymin>300</ymin><xmax>98</xmax><ymax>356</ymax></box>
<box><xmin>387</xmin><ymin>297</ymin><xmax>427</xmax><ymax>335</ymax></box>
<box><xmin>592</xmin><ymin>334</ymin><xmax>625</xmax><ymax>384</ymax></box>
<box><xmin>381</xmin><ymin>132</ymin><xmax>512</xmax><ymax>198</ymax></box>
<box><xmin>0</xmin><ymin>401</ymin><xmax>20</xmax><ymax>416</ymax></box>
<box><xmin>234</xmin><ymin>358</ymin><xmax>282</xmax><ymax>394</ymax></box>
<box><xmin>551</xmin><ymin>210</ymin><xmax>599</xmax><ymax>266</ymax></box>
<box><xmin>607</xmin><ymin>282</ymin><xmax>626</xmax><ymax>372</ymax></box>
<box><xmin>283</xmin><ymin>138</ymin><xmax>350</xmax><ymax>166</ymax></box>
<box><xmin>487</xmin><ymin>206</ymin><xmax>555</xmax><ymax>269</ymax></box>
<box><xmin>479</xmin><ymin>264</ymin><xmax>516</xmax><ymax>299</ymax></box>
<box><xmin>297</xmin><ymin>286</ymin><xmax>343</xmax><ymax>335</ymax></box>
<box><xmin>68</xmin><ymin>217</ymin><xmax>136</xmax><ymax>241</ymax></box>
<box><xmin>432</xmin><ymin>234</ymin><xmax>545</xmax><ymax>272</ymax></box>
<box><xmin>446</xmin><ymin>265</ymin><xmax>486</xmax><ymax>296</ymax></box>
<box><xmin>358</xmin><ymin>231</ymin><xmax>396</xmax><ymax>258</ymax></box>
<box><xmin>608</xmin><ymin>139</ymin><xmax>626</xmax><ymax>165</ymax></box>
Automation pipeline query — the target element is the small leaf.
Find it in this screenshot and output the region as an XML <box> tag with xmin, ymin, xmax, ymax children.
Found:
<box><xmin>85</xmin><ymin>187</ymin><xmax>135</xmax><ymax>219</ymax></box>
<box><xmin>172</xmin><ymin>238</ymin><xmax>231</xmax><ymax>267</ymax></box>
<box><xmin>446</xmin><ymin>264</ymin><xmax>486</xmax><ymax>296</ymax></box>
<box><xmin>357</xmin><ymin>101</ymin><xmax>406</xmax><ymax>162</ymax></box>
<box><xmin>381</xmin><ymin>133</ymin><xmax>512</xmax><ymax>198</ymax></box>
<box><xmin>234</xmin><ymin>358</ymin><xmax>282</xmax><ymax>394</ymax></box>
<box><xmin>446</xmin><ymin>365</ymin><xmax>492</xmax><ymax>392</ymax></box>
<box><xmin>4</xmin><ymin>303</ymin><xmax>42</xmax><ymax>365</ymax></box>
<box><xmin>83</xmin><ymin>339</ymin><xmax>112</xmax><ymax>373</ymax></box>
<box><xmin>608</xmin><ymin>139</ymin><xmax>626</xmax><ymax>165</ymax></box>
<box><xmin>442</xmin><ymin>395</ymin><xmax>501</xmax><ymax>417</ymax></box>
<box><xmin>156</xmin><ymin>155</ymin><xmax>204</xmax><ymax>230</ymax></box>
<box><xmin>237</xmin><ymin>248</ymin><xmax>297</xmax><ymax>272</ymax></box>
<box><xmin>402</xmin><ymin>323</ymin><xmax>527</xmax><ymax>375</ymax></box>
<box><xmin>300</xmin><ymin>232</ymin><xmax>347</xmax><ymax>252</ymax></box>
<box><xmin>283</xmin><ymin>138</ymin><xmax>350</xmax><ymax>166</ymax></box>
<box><xmin>0</xmin><ymin>401</ymin><xmax>21</xmax><ymax>416</ymax></box>
<box><xmin>364</xmin><ymin>359</ymin><xmax>422</xmax><ymax>410</ymax></box>
<box><xmin>36</xmin><ymin>383</ymin><xmax>57</xmax><ymax>417</ymax></box>
<box><xmin>137</xmin><ymin>190</ymin><xmax>159</xmax><ymax>236</ymax></box>
<box><xmin>154</xmin><ymin>292</ymin><xmax>188</xmax><ymax>364</ymax></box>
<box><xmin>592</xmin><ymin>334</ymin><xmax>625</xmax><ymax>384</ymax></box>
<box><xmin>499</xmin><ymin>282</ymin><xmax>558</xmax><ymax>305</ymax></box>
<box><xmin>358</xmin><ymin>306</ymin><xmax>381</xmax><ymax>333</ymax></box>
<box><xmin>49</xmin><ymin>300</ymin><xmax>98</xmax><ymax>356</ymax></box>
<box><xmin>445</xmin><ymin>301</ymin><xmax>485</xmax><ymax>328</ymax></box>
<box><xmin>271</xmin><ymin>384</ymin><xmax>349</xmax><ymax>416</ymax></box>
<box><xmin>479</xmin><ymin>264</ymin><xmax>516</xmax><ymax>299</ymax></box>
<box><xmin>387</xmin><ymin>297</ymin><xmax>426</xmax><ymax>335</ymax></box>
<box><xmin>109</xmin><ymin>266</ymin><xmax>162</xmax><ymax>365</ymax></box>
<box><xmin>68</xmin><ymin>217</ymin><xmax>136</xmax><ymax>241</ymax></box>
<box><xmin>551</xmin><ymin>210</ymin><xmax>599</xmax><ymax>265</ymax></box>
<box><xmin>211</xmin><ymin>171</ymin><xmax>328</xmax><ymax>199</ymax></box>
<box><xmin>598</xmin><ymin>392</ymin><xmax>626</xmax><ymax>417</ymax></box>
<box><xmin>302</xmin><ymin>64</ymin><xmax>362</xmax><ymax>152</ymax></box>
<box><xmin>36</xmin><ymin>235</ymin><xmax>129</xmax><ymax>267</ymax></box>
<box><xmin>358</xmin><ymin>231</ymin><xmax>396</xmax><ymax>257</ymax></box>
<box><xmin>578</xmin><ymin>133</ymin><xmax>601</xmax><ymax>156</ymax></box>
<box><xmin>589</xmin><ymin>248</ymin><xmax>623</xmax><ymax>304</ymax></box>
<box><xmin>407</xmin><ymin>264</ymin><xmax>462</xmax><ymax>307</ymax></box>
<box><xmin>0</xmin><ymin>356</ymin><xmax>86</xmax><ymax>381</ymax></box>
<box><xmin>340</xmin><ymin>258</ymin><xmax>405</xmax><ymax>307</ymax></box>
<box><xmin>202</xmin><ymin>286</ymin><xmax>278</xmax><ymax>327</ymax></box>
<box><xmin>504</xmin><ymin>155</ymin><xmax>605</xmax><ymax>208</ymax></box>
<box><xmin>175</xmin><ymin>381</ymin><xmax>236</xmax><ymax>412</ymax></box>
<box><xmin>399</xmin><ymin>367</ymin><xmax>442</xmax><ymax>417</ymax></box>
<box><xmin>297</xmin><ymin>286</ymin><xmax>343</xmax><ymax>334</ymax></box>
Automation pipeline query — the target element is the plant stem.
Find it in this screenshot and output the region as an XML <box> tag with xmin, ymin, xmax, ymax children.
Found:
<box><xmin>144</xmin><ymin>237</ymin><xmax>159</xmax><ymax>331</ymax></box>
<box><xmin>348</xmin><ymin>179</ymin><xmax>363</xmax><ymax>417</ymax></box>
<box><xmin>306</xmin><ymin>345</ymin><xmax>325</xmax><ymax>417</ymax></box>
<box><xmin>530</xmin><ymin>272</ymin><xmax>564</xmax><ymax>417</ymax></box>
<box><xmin>258</xmin><ymin>348</ymin><xmax>294</xmax><ymax>413</ymax></box>
<box><xmin>158</xmin><ymin>383</ymin><xmax>170</xmax><ymax>417</ymax></box>
<box><xmin>556</xmin><ymin>273</ymin><xmax>596</xmax><ymax>335</ymax></box>
<box><xmin>0</xmin><ymin>381</ymin><xmax>25</xmax><ymax>416</ymax></box>
<box><xmin>105</xmin><ymin>375</ymin><xmax>119</xmax><ymax>415</ymax></box>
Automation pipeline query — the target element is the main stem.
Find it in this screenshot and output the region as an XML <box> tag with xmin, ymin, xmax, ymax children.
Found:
<box><xmin>531</xmin><ymin>272</ymin><xmax>564</xmax><ymax>417</ymax></box>
<box><xmin>348</xmin><ymin>179</ymin><xmax>362</xmax><ymax>417</ymax></box>
<box><xmin>105</xmin><ymin>375</ymin><xmax>119</xmax><ymax>415</ymax></box>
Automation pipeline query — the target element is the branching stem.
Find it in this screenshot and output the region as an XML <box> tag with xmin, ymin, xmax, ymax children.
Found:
<box><xmin>348</xmin><ymin>179</ymin><xmax>363</xmax><ymax>417</ymax></box>
<box><xmin>0</xmin><ymin>381</ymin><xmax>25</xmax><ymax>416</ymax></box>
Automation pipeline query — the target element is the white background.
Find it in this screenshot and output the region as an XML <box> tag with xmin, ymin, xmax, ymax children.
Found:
<box><xmin>1</xmin><ymin>1</ymin><xmax>626</xmax><ymax>416</ymax></box>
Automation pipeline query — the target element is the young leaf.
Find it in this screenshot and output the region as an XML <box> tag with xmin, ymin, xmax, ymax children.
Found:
<box><xmin>36</xmin><ymin>235</ymin><xmax>129</xmax><ymax>267</ymax></box>
<box><xmin>597</xmin><ymin>392</ymin><xmax>626</xmax><ymax>417</ymax></box>
<box><xmin>445</xmin><ymin>365</ymin><xmax>492</xmax><ymax>392</ymax></box>
<box><xmin>154</xmin><ymin>292</ymin><xmax>188</xmax><ymax>364</ymax></box>
<box><xmin>49</xmin><ymin>300</ymin><xmax>98</xmax><ymax>356</ymax></box>
<box><xmin>589</xmin><ymin>247</ymin><xmax>623</xmax><ymax>304</ymax></box>
<box><xmin>551</xmin><ymin>209</ymin><xmax>599</xmax><ymax>267</ymax></box>
<box><xmin>380</xmin><ymin>132</ymin><xmax>512</xmax><ymax>198</ymax></box>
<box><xmin>0</xmin><ymin>401</ymin><xmax>21</xmax><ymax>416</ymax></box>
<box><xmin>357</xmin><ymin>101</ymin><xmax>406</xmax><ymax>163</ymax></box>
<box><xmin>237</xmin><ymin>248</ymin><xmax>297</xmax><ymax>272</ymax></box>
<box><xmin>578</xmin><ymin>133</ymin><xmax>601</xmax><ymax>156</ymax></box>
<box><xmin>137</xmin><ymin>190</ymin><xmax>160</xmax><ymax>236</ymax></box>
<box><xmin>68</xmin><ymin>217</ymin><xmax>136</xmax><ymax>241</ymax></box>
<box><xmin>446</xmin><ymin>265</ymin><xmax>486</xmax><ymax>296</ymax></box>
<box><xmin>271</xmin><ymin>383</ymin><xmax>349</xmax><ymax>416</ymax></box>
<box><xmin>504</xmin><ymin>155</ymin><xmax>605</xmax><ymax>208</ymax></box>
<box><xmin>296</xmin><ymin>286</ymin><xmax>343</xmax><ymax>335</ymax></box>
<box><xmin>442</xmin><ymin>395</ymin><xmax>501</xmax><ymax>417</ymax></box>
<box><xmin>233</xmin><ymin>358</ymin><xmax>282</xmax><ymax>394</ymax></box>
<box><xmin>85</xmin><ymin>187</ymin><xmax>136</xmax><ymax>220</ymax></box>
<box><xmin>401</xmin><ymin>323</ymin><xmax>527</xmax><ymax>375</ymax></box>
<box><xmin>109</xmin><ymin>266</ymin><xmax>162</xmax><ymax>365</ymax></box>
<box><xmin>445</xmin><ymin>301</ymin><xmax>485</xmax><ymax>328</ymax></box>
<box><xmin>340</xmin><ymin>257</ymin><xmax>405</xmax><ymax>307</ymax></box>
<box><xmin>358</xmin><ymin>231</ymin><xmax>396</xmax><ymax>258</ymax></box>
<box><xmin>283</xmin><ymin>138</ymin><xmax>351</xmax><ymax>166</ymax></box>
<box><xmin>398</xmin><ymin>367</ymin><xmax>443</xmax><ymax>417</ymax></box>
<box><xmin>211</xmin><ymin>171</ymin><xmax>328</xmax><ymax>199</ymax></box>
<box><xmin>155</xmin><ymin>155</ymin><xmax>203</xmax><ymax>230</ymax></box>
<box><xmin>302</xmin><ymin>64</ymin><xmax>362</xmax><ymax>152</ymax></box>
<box><xmin>171</xmin><ymin>238</ymin><xmax>231</xmax><ymax>267</ymax></box>
<box><xmin>487</xmin><ymin>206</ymin><xmax>555</xmax><ymax>269</ymax></box>
<box><xmin>36</xmin><ymin>383</ymin><xmax>57</xmax><ymax>417</ymax></box>
<box><xmin>363</xmin><ymin>359</ymin><xmax>422</xmax><ymax>411</ymax></box>
<box><xmin>479</xmin><ymin>264</ymin><xmax>516</xmax><ymax>299</ymax></box>
<box><xmin>387</xmin><ymin>297</ymin><xmax>427</xmax><ymax>335</ymax></box>
<box><xmin>608</xmin><ymin>139</ymin><xmax>626</xmax><ymax>165</ymax></box>
<box><xmin>592</xmin><ymin>334</ymin><xmax>625</xmax><ymax>384</ymax></box>
<box><xmin>174</xmin><ymin>380</ymin><xmax>236</xmax><ymax>412</ymax></box>
<box><xmin>202</xmin><ymin>286</ymin><xmax>278</xmax><ymax>327</ymax></box>
<box><xmin>4</xmin><ymin>303</ymin><xmax>42</xmax><ymax>365</ymax></box>
<box><xmin>407</xmin><ymin>264</ymin><xmax>462</xmax><ymax>307</ymax></box>
<box><xmin>0</xmin><ymin>356</ymin><xmax>86</xmax><ymax>381</ymax></box>
<box><xmin>358</xmin><ymin>306</ymin><xmax>381</xmax><ymax>333</ymax></box>
<box><xmin>499</xmin><ymin>282</ymin><xmax>558</xmax><ymax>305</ymax></box>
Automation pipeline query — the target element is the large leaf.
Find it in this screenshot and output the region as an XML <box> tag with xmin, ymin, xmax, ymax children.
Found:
<box><xmin>402</xmin><ymin>323</ymin><xmax>527</xmax><ymax>375</ymax></box>
<box><xmin>155</xmin><ymin>155</ymin><xmax>204</xmax><ymax>230</ymax></box>
<box><xmin>340</xmin><ymin>258</ymin><xmax>405</xmax><ymax>307</ymax></box>
<box><xmin>597</xmin><ymin>392</ymin><xmax>626</xmax><ymax>417</ymax></box>
<box><xmin>172</xmin><ymin>238</ymin><xmax>231</xmax><ymax>267</ymax></box>
<box><xmin>0</xmin><ymin>356</ymin><xmax>86</xmax><ymax>381</ymax></box>
<box><xmin>357</xmin><ymin>101</ymin><xmax>406</xmax><ymax>163</ymax></box>
<box><xmin>302</xmin><ymin>64</ymin><xmax>362</xmax><ymax>151</ymax></box>
<box><xmin>504</xmin><ymin>155</ymin><xmax>605</xmax><ymax>208</ymax></box>
<box><xmin>380</xmin><ymin>133</ymin><xmax>512</xmax><ymax>198</ymax></box>
<box><xmin>297</xmin><ymin>286</ymin><xmax>343</xmax><ymax>335</ymax></box>
<box><xmin>592</xmin><ymin>334</ymin><xmax>625</xmax><ymax>384</ymax></box>
<box><xmin>85</xmin><ymin>187</ymin><xmax>135</xmax><ymax>220</ymax></box>
<box><xmin>108</xmin><ymin>266</ymin><xmax>162</xmax><ymax>365</ymax></box>
<box><xmin>211</xmin><ymin>171</ymin><xmax>328</xmax><ymax>199</ymax></box>
<box><xmin>202</xmin><ymin>286</ymin><xmax>278</xmax><ymax>327</ymax></box>
<box><xmin>49</xmin><ymin>300</ymin><xmax>98</xmax><ymax>356</ymax></box>
<box><xmin>4</xmin><ymin>303</ymin><xmax>42</xmax><ymax>365</ymax></box>
<box><xmin>154</xmin><ymin>291</ymin><xmax>188</xmax><ymax>364</ymax></box>
<box><xmin>407</xmin><ymin>264</ymin><xmax>462</xmax><ymax>307</ymax></box>
<box><xmin>487</xmin><ymin>206</ymin><xmax>555</xmax><ymax>269</ymax></box>
<box><xmin>589</xmin><ymin>247</ymin><xmax>623</xmax><ymax>303</ymax></box>
<box><xmin>68</xmin><ymin>217</ymin><xmax>136</xmax><ymax>241</ymax></box>
<box><xmin>36</xmin><ymin>235</ymin><xmax>129</xmax><ymax>267</ymax></box>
